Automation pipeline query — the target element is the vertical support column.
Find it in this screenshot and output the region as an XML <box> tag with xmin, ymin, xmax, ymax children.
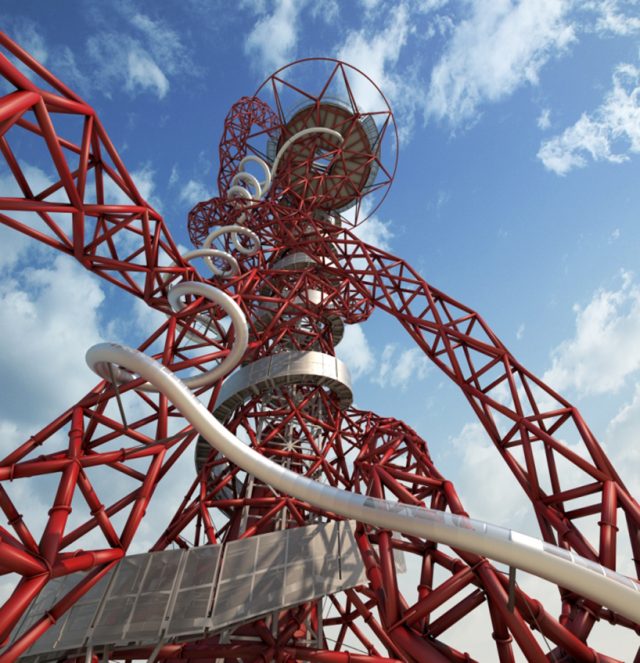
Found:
<box><xmin>39</xmin><ymin>407</ymin><xmax>84</xmax><ymax>565</ymax></box>
<box><xmin>600</xmin><ymin>481</ymin><xmax>618</xmax><ymax>570</ymax></box>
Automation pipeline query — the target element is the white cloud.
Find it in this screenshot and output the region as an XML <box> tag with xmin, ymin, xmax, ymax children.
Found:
<box><xmin>310</xmin><ymin>0</ymin><xmax>339</xmax><ymax>23</ymax></box>
<box><xmin>128</xmin><ymin>13</ymin><xmax>194</xmax><ymax>76</ymax></box>
<box><xmin>0</xmin><ymin>256</ymin><xmax>106</xmax><ymax>427</ymax></box>
<box><xmin>101</xmin><ymin>163</ymin><xmax>161</xmax><ymax>215</ymax></box>
<box><xmin>341</xmin><ymin>193</ymin><xmax>394</xmax><ymax>249</ymax></box>
<box><xmin>374</xmin><ymin>344</ymin><xmax>429</xmax><ymax>388</ymax></box>
<box><xmin>0</xmin><ymin>163</ymin><xmax>57</xmax><ymax>272</ymax></box>
<box><xmin>52</xmin><ymin>45</ymin><xmax>91</xmax><ymax>95</ymax></box>
<box><xmin>125</xmin><ymin>49</ymin><xmax>169</xmax><ymax>98</ymax></box>
<box><xmin>336</xmin><ymin>4</ymin><xmax>409</xmax><ymax>90</ymax></box>
<box><xmin>338</xmin><ymin>324</ymin><xmax>430</xmax><ymax>389</ymax></box>
<box><xmin>416</xmin><ymin>0</ymin><xmax>450</xmax><ymax>11</ymax></box>
<box><xmin>10</xmin><ymin>18</ymin><xmax>48</xmax><ymax>65</ymax></box>
<box><xmin>132</xmin><ymin>165</ymin><xmax>159</xmax><ymax>206</ymax></box>
<box><xmin>132</xmin><ymin>297</ymin><xmax>167</xmax><ymax>339</ymax></box>
<box><xmin>588</xmin><ymin>0</ymin><xmax>640</xmax><ymax>36</ymax></box>
<box><xmin>426</xmin><ymin>0</ymin><xmax>575</xmax><ymax>126</ymax></box>
<box><xmin>6</xmin><ymin>20</ymin><xmax>94</xmax><ymax>95</ymax></box>
<box><xmin>435</xmin><ymin>189</ymin><xmax>450</xmax><ymax>211</ymax></box>
<box><xmin>448</xmin><ymin>422</ymin><xmax>532</xmax><ymax>528</ymax></box>
<box><xmin>179</xmin><ymin>179</ymin><xmax>210</xmax><ymax>206</ymax></box>
<box><xmin>538</xmin><ymin>63</ymin><xmax>640</xmax><ymax>175</ymax></box>
<box><xmin>244</xmin><ymin>0</ymin><xmax>305</xmax><ymax>72</ymax></box>
<box><xmin>544</xmin><ymin>271</ymin><xmax>640</xmax><ymax>395</ymax></box>
<box><xmin>86</xmin><ymin>36</ymin><xmax>158</xmax><ymax>99</ymax></box>
<box><xmin>606</xmin><ymin>382</ymin><xmax>640</xmax><ymax>495</ymax></box>
<box><xmin>336</xmin><ymin>325</ymin><xmax>374</xmax><ymax>379</ymax></box>
<box><xmin>336</xmin><ymin>4</ymin><xmax>419</xmax><ymax>140</ymax></box>
<box><xmin>516</xmin><ymin>323</ymin><xmax>525</xmax><ymax>340</ymax></box>
<box><xmin>537</xmin><ymin>107</ymin><xmax>551</xmax><ymax>129</ymax></box>
<box><xmin>0</xmin><ymin>420</ymin><xmax>24</xmax><ymax>460</ymax></box>
<box><xmin>85</xmin><ymin>11</ymin><xmax>196</xmax><ymax>99</ymax></box>
<box><xmin>352</xmin><ymin>215</ymin><xmax>393</xmax><ymax>250</ymax></box>
<box><xmin>423</xmin><ymin>11</ymin><xmax>455</xmax><ymax>41</ymax></box>
<box><xmin>169</xmin><ymin>165</ymin><xmax>179</xmax><ymax>188</ymax></box>
<box><xmin>426</xmin><ymin>188</ymin><xmax>451</xmax><ymax>217</ymax></box>
<box><xmin>608</xmin><ymin>379</ymin><xmax>640</xmax><ymax>445</ymax></box>
<box><xmin>0</xmin><ymin>224</ymin><xmax>31</xmax><ymax>274</ymax></box>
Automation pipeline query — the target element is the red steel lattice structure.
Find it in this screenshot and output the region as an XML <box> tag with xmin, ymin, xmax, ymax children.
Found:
<box><xmin>0</xmin><ymin>32</ymin><xmax>638</xmax><ymax>662</ymax></box>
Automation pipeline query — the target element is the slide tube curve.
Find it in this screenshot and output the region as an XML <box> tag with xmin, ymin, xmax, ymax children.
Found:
<box><xmin>86</xmin><ymin>342</ymin><xmax>640</xmax><ymax>624</ymax></box>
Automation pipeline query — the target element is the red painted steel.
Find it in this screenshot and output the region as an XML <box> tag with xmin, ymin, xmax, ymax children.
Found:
<box><xmin>0</xmin><ymin>31</ymin><xmax>638</xmax><ymax>663</ymax></box>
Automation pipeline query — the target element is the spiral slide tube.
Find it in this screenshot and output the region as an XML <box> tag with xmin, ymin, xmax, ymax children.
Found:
<box><xmin>86</xmin><ymin>343</ymin><xmax>640</xmax><ymax>624</ymax></box>
<box><xmin>105</xmin><ymin>284</ymin><xmax>248</xmax><ymax>393</ymax></box>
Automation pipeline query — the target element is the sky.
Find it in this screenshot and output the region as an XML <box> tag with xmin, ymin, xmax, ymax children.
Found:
<box><xmin>1</xmin><ymin>0</ymin><xmax>640</xmax><ymax>659</ymax></box>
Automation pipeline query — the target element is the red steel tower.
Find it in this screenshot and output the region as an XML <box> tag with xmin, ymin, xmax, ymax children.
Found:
<box><xmin>0</xmin><ymin>34</ymin><xmax>639</xmax><ymax>662</ymax></box>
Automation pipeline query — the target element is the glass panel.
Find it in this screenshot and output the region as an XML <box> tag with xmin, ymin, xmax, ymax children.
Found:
<box><xmin>340</xmin><ymin>554</ymin><xmax>366</xmax><ymax>587</ymax></box>
<box><xmin>312</xmin><ymin>521</ymin><xmax>339</xmax><ymax>558</ymax></box>
<box><xmin>31</xmin><ymin>577</ymin><xmax>66</xmax><ymax>612</ymax></box>
<box><xmin>133</xmin><ymin>592</ymin><xmax>170</xmax><ymax>624</ymax></box>
<box><xmin>318</xmin><ymin>557</ymin><xmax>340</xmax><ymax>582</ymax></box>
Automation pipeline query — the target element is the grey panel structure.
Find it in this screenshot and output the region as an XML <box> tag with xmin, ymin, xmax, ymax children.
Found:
<box><xmin>166</xmin><ymin>544</ymin><xmax>221</xmax><ymax>637</ymax></box>
<box><xmin>14</xmin><ymin>575</ymin><xmax>76</xmax><ymax>655</ymax></box>
<box><xmin>15</xmin><ymin>520</ymin><xmax>365</xmax><ymax>662</ymax></box>
<box><xmin>272</xmin><ymin>251</ymin><xmax>329</xmax><ymax>272</ymax></box>
<box><xmin>53</xmin><ymin>571</ymin><xmax>114</xmax><ymax>650</ymax></box>
<box><xmin>91</xmin><ymin>554</ymin><xmax>149</xmax><ymax>645</ymax></box>
<box><xmin>212</xmin><ymin>520</ymin><xmax>365</xmax><ymax>628</ymax></box>
<box><xmin>212</xmin><ymin>350</ymin><xmax>353</xmax><ymax>422</ymax></box>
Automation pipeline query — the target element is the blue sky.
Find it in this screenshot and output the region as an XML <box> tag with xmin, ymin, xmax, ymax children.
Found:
<box><xmin>1</xmin><ymin>0</ymin><xmax>640</xmax><ymax>657</ymax></box>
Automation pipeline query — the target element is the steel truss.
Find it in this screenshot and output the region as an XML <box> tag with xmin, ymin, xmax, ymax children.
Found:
<box><xmin>0</xmin><ymin>32</ymin><xmax>638</xmax><ymax>663</ymax></box>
